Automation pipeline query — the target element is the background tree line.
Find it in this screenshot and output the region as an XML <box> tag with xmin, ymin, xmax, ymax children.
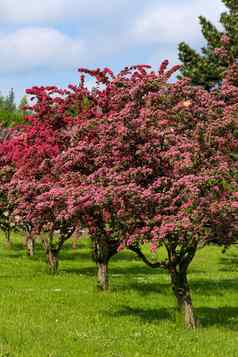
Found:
<box><xmin>0</xmin><ymin>89</ymin><xmax>27</xmax><ymax>128</ymax></box>
<box><xmin>178</xmin><ymin>0</ymin><xmax>238</xmax><ymax>90</ymax></box>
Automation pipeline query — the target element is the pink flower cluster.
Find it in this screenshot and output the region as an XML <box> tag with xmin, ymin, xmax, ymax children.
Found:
<box><xmin>1</xmin><ymin>60</ymin><xmax>238</xmax><ymax>258</ymax></box>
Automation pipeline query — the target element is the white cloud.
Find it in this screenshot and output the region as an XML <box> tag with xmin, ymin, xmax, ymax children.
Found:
<box><xmin>0</xmin><ymin>0</ymin><xmax>66</xmax><ymax>24</ymax></box>
<box><xmin>0</xmin><ymin>0</ymin><xmax>228</xmax><ymax>98</ymax></box>
<box><xmin>131</xmin><ymin>0</ymin><xmax>225</xmax><ymax>45</ymax></box>
<box><xmin>0</xmin><ymin>0</ymin><xmax>129</xmax><ymax>24</ymax></box>
<box><xmin>0</xmin><ymin>27</ymin><xmax>85</xmax><ymax>73</ymax></box>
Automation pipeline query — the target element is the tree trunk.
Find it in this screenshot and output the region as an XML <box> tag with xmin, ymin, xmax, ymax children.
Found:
<box><xmin>92</xmin><ymin>238</ymin><xmax>113</xmax><ymax>291</ymax></box>
<box><xmin>97</xmin><ymin>262</ymin><xmax>109</xmax><ymax>290</ymax></box>
<box><xmin>26</xmin><ymin>236</ymin><xmax>34</xmax><ymax>256</ymax></box>
<box><xmin>4</xmin><ymin>228</ymin><xmax>11</xmax><ymax>247</ymax></box>
<box><xmin>72</xmin><ymin>233</ymin><xmax>79</xmax><ymax>254</ymax></box>
<box><xmin>42</xmin><ymin>236</ymin><xmax>59</xmax><ymax>274</ymax></box>
<box><xmin>170</xmin><ymin>269</ymin><xmax>197</xmax><ymax>329</ymax></box>
<box><xmin>47</xmin><ymin>249</ymin><xmax>59</xmax><ymax>274</ymax></box>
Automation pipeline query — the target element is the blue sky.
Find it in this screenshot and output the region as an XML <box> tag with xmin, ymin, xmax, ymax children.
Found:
<box><xmin>0</xmin><ymin>0</ymin><xmax>225</xmax><ymax>102</ymax></box>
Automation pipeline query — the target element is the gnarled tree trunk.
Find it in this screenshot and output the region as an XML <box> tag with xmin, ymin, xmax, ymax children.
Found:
<box><xmin>92</xmin><ymin>238</ymin><xmax>119</xmax><ymax>291</ymax></box>
<box><xmin>47</xmin><ymin>249</ymin><xmax>59</xmax><ymax>274</ymax></box>
<box><xmin>4</xmin><ymin>227</ymin><xmax>11</xmax><ymax>247</ymax></box>
<box><xmin>170</xmin><ymin>268</ymin><xmax>197</xmax><ymax>328</ymax></box>
<box><xmin>26</xmin><ymin>235</ymin><xmax>35</xmax><ymax>256</ymax></box>
<box><xmin>43</xmin><ymin>238</ymin><xmax>59</xmax><ymax>274</ymax></box>
<box><xmin>42</xmin><ymin>228</ymin><xmax>74</xmax><ymax>273</ymax></box>
<box><xmin>97</xmin><ymin>261</ymin><xmax>109</xmax><ymax>290</ymax></box>
<box><xmin>72</xmin><ymin>234</ymin><xmax>78</xmax><ymax>252</ymax></box>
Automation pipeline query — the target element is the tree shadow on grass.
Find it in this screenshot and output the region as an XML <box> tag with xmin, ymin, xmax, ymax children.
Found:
<box><xmin>105</xmin><ymin>305</ymin><xmax>238</xmax><ymax>330</ymax></box>
<box><xmin>0</xmin><ymin>241</ymin><xmax>26</xmax><ymax>258</ymax></box>
<box><xmin>191</xmin><ymin>278</ymin><xmax>238</xmax><ymax>296</ymax></box>
<box><xmin>1</xmin><ymin>242</ymin><xmax>46</xmax><ymax>260</ymax></box>
<box><xmin>113</xmin><ymin>281</ymin><xmax>168</xmax><ymax>295</ymax></box>
<box><xmin>197</xmin><ymin>306</ymin><xmax>238</xmax><ymax>330</ymax></box>
<box><xmin>60</xmin><ymin>266</ymin><xmax>96</xmax><ymax>276</ymax></box>
<box><xmin>61</xmin><ymin>264</ymin><xmax>166</xmax><ymax>278</ymax></box>
<box><xmin>111</xmin><ymin>277</ymin><xmax>238</xmax><ymax>296</ymax></box>
<box><xmin>219</xmin><ymin>254</ymin><xmax>238</xmax><ymax>272</ymax></box>
<box><xmin>105</xmin><ymin>305</ymin><xmax>173</xmax><ymax>323</ymax></box>
<box><xmin>60</xmin><ymin>263</ymin><xmax>238</xmax><ymax>298</ymax></box>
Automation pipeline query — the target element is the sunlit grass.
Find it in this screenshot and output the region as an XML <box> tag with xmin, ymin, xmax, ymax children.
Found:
<box><xmin>0</xmin><ymin>232</ymin><xmax>237</xmax><ymax>356</ymax></box>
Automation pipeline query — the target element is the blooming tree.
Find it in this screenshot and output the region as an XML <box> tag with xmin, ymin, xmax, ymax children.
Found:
<box><xmin>53</xmin><ymin>62</ymin><xmax>238</xmax><ymax>327</ymax></box>
<box><xmin>1</xmin><ymin>85</ymin><xmax>79</xmax><ymax>270</ymax></box>
<box><xmin>2</xmin><ymin>61</ymin><xmax>238</xmax><ymax>328</ymax></box>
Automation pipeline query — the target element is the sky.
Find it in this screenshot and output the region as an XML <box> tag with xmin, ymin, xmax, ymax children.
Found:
<box><xmin>0</xmin><ymin>0</ymin><xmax>225</xmax><ymax>102</ymax></box>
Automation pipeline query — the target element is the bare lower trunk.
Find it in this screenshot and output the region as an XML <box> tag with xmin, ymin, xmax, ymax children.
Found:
<box><xmin>26</xmin><ymin>236</ymin><xmax>34</xmax><ymax>256</ymax></box>
<box><xmin>92</xmin><ymin>239</ymin><xmax>110</xmax><ymax>290</ymax></box>
<box><xmin>171</xmin><ymin>270</ymin><xmax>197</xmax><ymax>329</ymax></box>
<box><xmin>4</xmin><ymin>228</ymin><xmax>11</xmax><ymax>247</ymax></box>
<box><xmin>97</xmin><ymin>262</ymin><xmax>109</xmax><ymax>290</ymax></box>
<box><xmin>72</xmin><ymin>234</ymin><xmax>79</xmax><ymax>254</ymax></box>
<box><xmin>92</xmin><ymin>238</ymin><xmax>119</xmax><ymax>291</ymax></box>
<box><xmin>47</xmin><ymin>249</ymin><xmax>59</xmax><ymax>274</ymax></box>
<box><xmin>42</xmin><ymin>238</ymin><xmax>59</xmax><ymax>273</ymax></box>
<box><xmin>176</xmin><ymin>288</ymin><xmax>196</xmax><ymax>328</ymax></box>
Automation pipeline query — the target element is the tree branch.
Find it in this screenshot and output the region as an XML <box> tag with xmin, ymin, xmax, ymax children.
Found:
<box><xmin>128</xmin><ymin>244</ymin><xmax>168</xmax><ymax>269</ymax></box>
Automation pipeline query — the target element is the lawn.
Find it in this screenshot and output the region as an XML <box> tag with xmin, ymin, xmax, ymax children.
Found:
<box><xmin>0</xmin><ymin>232</ymin><xmax>237</xmax><ymax>357</ymax></box>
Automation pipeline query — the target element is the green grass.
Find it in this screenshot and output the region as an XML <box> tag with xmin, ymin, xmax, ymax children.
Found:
<box><xmin>0</xmin><ymin>232</ymin><xmax>237</xmax><ymax>356</ymax></box>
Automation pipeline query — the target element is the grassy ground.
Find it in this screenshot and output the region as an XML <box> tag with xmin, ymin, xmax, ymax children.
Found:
<box><xmin>0</xmin><ymin>232</ymin><xmax>237</xmax><ymax>356</ymax></box>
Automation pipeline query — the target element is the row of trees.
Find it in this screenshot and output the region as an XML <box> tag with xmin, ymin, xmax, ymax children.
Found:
<box><xmin>0</xmin><ymin>89</ymin><xmax>27</xmax><ymax>128</ymax></box>
<box><xmin>0</xmin><ymin>59</ymin><xmax>238</xmax><ymax>328</ymax></box>
<box><xmin>0</xmin><ymin>0</ymin><xmax>238</xmax><ymax>329</ymax></box>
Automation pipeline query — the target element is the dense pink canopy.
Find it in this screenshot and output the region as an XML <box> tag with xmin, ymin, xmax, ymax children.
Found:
<box><xmin>0</xmin><ymin>62</ymin><xmax>237</xmax><ymax>250</ymax></box>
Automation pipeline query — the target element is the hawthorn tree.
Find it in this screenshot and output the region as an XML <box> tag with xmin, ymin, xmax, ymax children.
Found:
<box><xmin>4</xmin><ymin>81</ymin><xmax>112</xmax><ymax>270</ymax></box>
<box><xmin>0</xmin><ymin>172</ymin><xmax>13</xmax><ymax>246</ymax></box>
<box><xmin>2</xmin><ymin>61</ymin><xmax>238</xmax><ymax>330</ymax></box>
<box><xmin>1</xmin><ymin>85</ymin><xmax>78</xmax><ymax>270</ymax></box>
<box><xmin>0</xmin><ymin>127</ymin><xmax>18</xmax><ymax>246</ymax></box>
<box><xmin>54</xmin><ymin>62</ymin><xmax>238</xmax><ymax>327</ymax></box>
